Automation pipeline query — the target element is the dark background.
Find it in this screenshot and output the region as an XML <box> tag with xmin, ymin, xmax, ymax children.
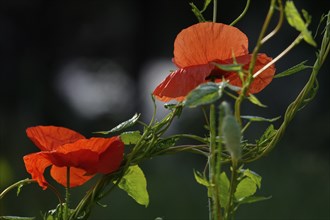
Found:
<box><xmin>0</xmin><ymin>0</ymin><xmax>329</xmax><ymax>219</ymax></box>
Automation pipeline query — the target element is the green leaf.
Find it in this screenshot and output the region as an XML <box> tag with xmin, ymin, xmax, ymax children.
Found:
<box><xmin>94</xmin><ymin>113</ymin><xmax>140</xmax><ymax>134</ymax></box>
<box><xmin>190</xmin><ymin>3</ymin><xmax>206</xmax><ymax>22</ymax></box>
<box><xmin>201</xmin><ymin>0</ymin><xmax>212</xmax><ymax>12</ymax></box>
<box><xmin>247</xmin><ymin>94</ymin><xmax>267</xmax><ymax>108</ymax></box>
<box><xmin>221</xmin><ymin>102</ymin><xmax>242</xmax><ymax>160</ymax></box>
<box><xmin>213</xmin><ymin>62</ymin><xmax>243</xmax><ymax>72</ymax></box>
<box><xmin>194</xmin><ymin>170</ymin><xmax>209</xmax><ymax>187</ymax></box>
<box><xmin>0</xmin><ymin>217</ymin><xmax>35</xmax><ymax>220</ymax></box>
<box><xmin>117</xmin><ymin>165</ymin><xmax>149</xmax><ymax>207</ymax></box>
<box><xmin>275</xmin><ymin>61</ymin><xmax>312</xmax><ymax>78</ymax></box>
<box><xmin>219</xmin><ymin>172</ymin><xmax>230</xmax><ymax>209</ymax></box>
<box><xmin>243</xmin><ymin>169</ymin><xmax>262</xmax><ymax>188</ymax></box>
<box><xmin>241</xmin><ymin>115</ymin><xmax>281</xmax><ymax>123</ymax></box>
<box><xmin>236</xmin><ymin>195</ymin><xmax>272</xmax><ymax>205</ymax></box>
<box><xmin>120</xmin><ymin>131</ymin><xmax>142</xmax><ymax>145</ymax></box>
<box><xmin>284</xmin><ymin>1</ymin><xmax>317</xmax><ymax>47</ymax></box>
<box><xmin>185</xmin><ymin>82</ymin><xmax>224</xmax><ymax>108</ymax></box>
<box><xmin>234</xmin><ymin>178</ymin><xmax>257</xmax><ymax>201</ymax></box>
<box><xmin>257</xmin><ymin>124</ymin><xmax>277</xmax><ymax>146</ymax></box>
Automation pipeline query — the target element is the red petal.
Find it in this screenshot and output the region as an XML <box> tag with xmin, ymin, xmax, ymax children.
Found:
<box><xmin>173</xmin><ymin>22</ymin><xmax>248</xmax><ymax>68</ymax></box>
<box><xmin>26</xmin><ymin>126</ymin><xmax>85</xmax><ymax>151</ymax></box>
<box><xmin>97</xmin><ymin>136</ymin><xmax>124</xmax><ymax>174</ymax></box>
<box><xmin>23</xmin><ymin>152</ymin><xmax>52</xmax><ymax>190</ymax></box>
<box><xmin>153</xmin><ymin>64</ymin><xmax>213</xmax><ymax>102</ymax></box>
<box><xmin>46</xmin><ymin>149</ymin><xmax>99</xmax><ymax>174</ymax></box>
<box><xmin>227</xmin><ymin>54</ymin><xmax>275</xmax><ymax>93</ymax></box>
<box><xmin>49</xmin><ymin>137</ymin><xmax>124</xmax><ymax>174</ymax></box>
<box><xmin>50</xmin><ymin>166</ymin><xmax>94</xmax><ymax>188</ymax></box>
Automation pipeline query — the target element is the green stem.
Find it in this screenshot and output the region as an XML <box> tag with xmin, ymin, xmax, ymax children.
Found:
<box><xmin>253</xmin><ymin>34</ymin><xmax>303</xmax><ymax>78</ymax></box>
<box><xmin>213</xmin><ymin>0</ymin><xmax>218</xmax><ymax>22</ymax></box>
<box><xmin>225</xmin><ymin>160</ymin><xmax>239</xmax><ymax>220</ymax></box>
<box><xmin>209</xmin><ymin>104</ymin><xmax>221</xmax><ymax>220</ymax></box>
<box><xmin>230</xmin><ymin>0</ymin><xmax>251</xmax><ymax>26</ymax></box>
<box><xmin>234</xmin><ymin>0</ymin><xmax>277</xmax><ymax>125</ymax></box>
<box><xmin>0</xmin><ymin>178</ymin><xmax>35</xmax><ymax>200</ymax></box>
<box><xmin>64</xmin><ymin>166</ymin><xmax>71</xmax><ymax>220</ymax></box>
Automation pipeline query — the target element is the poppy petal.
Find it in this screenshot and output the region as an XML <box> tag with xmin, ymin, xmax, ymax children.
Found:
<box><xmin>26</xmin><ymin>126</ymin><xmax>85</xmax><ymax>151</ymax></box>
<box><xmin>227</xmin><ymin>53</ymin><xmax>275</xmax><ymax>93</ymax></box>
<box><xmin>173</xmin><ymin>22</ymin><xmax>248</xmax><ymax>68</ymax></box>
<box><xmin>153</xmin><ymin>64</ymin><xmax>213</xmax><ymax>102</ymax></box>
<box><xmin>23</xmin><ymin>152</ymin><xmax>52</xmax><ymax>190</ymax></box>
<box><xmin>97</xmin><ymin>136</ymin><xmax>125</xmax><ymax>174</ymax></box>
<box><xmin>51</xmin><ymin>137</ymin><xmax>124</xmax><ymax>174</ymax></box>
<box><xmin>50</xmin><ymin>166</ymin><xmax>94</xmax><ymax>188</ymax></box>
<box><xmin>46</xmin><ymin>149</ymin><xmax>99</xmax><ymax>174</ymax></box>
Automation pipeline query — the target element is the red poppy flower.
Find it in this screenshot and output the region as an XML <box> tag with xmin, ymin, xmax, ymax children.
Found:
<box><xmin>23</xmin><ymin>126</ymin><xmax>124</xmax><ymax>190</ymax></box>
<box><xmin>153</xmin><ymin>22</ymin><xmax>276</xmax><ymax>102</ymax></box>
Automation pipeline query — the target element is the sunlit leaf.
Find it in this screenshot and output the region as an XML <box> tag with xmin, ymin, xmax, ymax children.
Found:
<box><xmin>242</xmin><ymin>169</ymin><xmax>262</xmax><ymax>188</ymax></box>
<box><xmin>275</xmin><ymin>61</ymin><xmax>312</xmax><ymax>78</ymax></box>
<box><xmin>194</xmin><ymin>171</ymin><xmax>209</xmax><ymax>186</ymax></box>
<box><xmin>184</xmin><ymin>82</ymin><xmax>224</xmax><ymax>108</ymax></box>
<box><xmin>247</xmin><ymin>94</ymin><xmax>267</xmax><ymax>108</ymax></box>
<box><xmin>236</xmin><ymin>195</ymin><xmax>272</xmax><ymax>205</ymax></box>
<box><xmin>234</xmin><ymin>178</ymin><xmax>257</xmax><ymax>201</ymax></box>
<box><xmin>194</xmin><ymin>170</ymin><xmax>210</xmax><ymax>196</ymax></box>
<box><xmin>285</xmin><ymin>1</ymin><xmax>317</xmax><ymax>46</ymax></box>
<box><xmin>219</xmin><ymin>172</ymin><xmax>230</xmax><ymax>209</ymax></box>
<box><xmin>241</xmin><ymin>115</ymin><xmax>281</xmax><ymax>123</ymax></box>
<box><xmin>94</xmin><ymin>113</ymin><xmax>140</xmax><ymax>134</ymax></box>
<box><xmin>117</xmin><ymin>165</ymin><xmax>149</xmax><ymax>207</ymax></box>
<box><xmin>120</xmin><ymin>131</ymin><xmax>142</xmax><ymax>145</ymax></box>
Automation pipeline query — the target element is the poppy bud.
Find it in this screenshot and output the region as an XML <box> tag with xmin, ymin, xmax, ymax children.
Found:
<box><xmin>220</xmin><ymin>102</ymin><xmax>242</xmax><ymax>161</ymax></box>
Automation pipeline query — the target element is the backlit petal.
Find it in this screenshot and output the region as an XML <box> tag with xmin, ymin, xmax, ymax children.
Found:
<box><xmin>50</xmin><ymin>166</ymin><xmax>94</xmax><ymax>188</ymax></box>
<box><xmin>153</xmin><ymin>64</ymin><xmax>213</xmax><ymax>102</ymax></box>
<box><xmin>26</xmin><ymin>126</ymin><xmax>85</xmax><ymax>151</ymax></box>
<box><xmin>46</xmin><ymin>149</ymin><xmax>99</xmax><ymax>174</ymax></box>
<box><xmin>173</xmin><ymin>22</ymin><xmax>248</xmax><ymax>68</ymax></box>
<box><xmin>97</xmin><ymin>136</ymin><xmax>125</xmax><ymax>174</ymax></box>
<box><xmin>227</xmin><ymin>53</ymin><xmax>275</xmax><ymax>93</ymax></box>
<box><xmin>23</xmin><ymin>152</ymin><xmax>52</xmax><ymax>190</ymax></box>
<box><xmin>50</xmin><ymin>137</ymin><xmax>124</xmax><ymax>174</ymax></box>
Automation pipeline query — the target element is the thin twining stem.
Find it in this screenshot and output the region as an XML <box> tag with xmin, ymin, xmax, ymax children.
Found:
<box><xmin>253</xmin><ymin>34</ymin><xmax>303</xmax><ymax>78</ymax></box>
<box><xmin>261</xmin><ymin>0</ymin><xmax>284</xmax><ymax>44</ymax></box>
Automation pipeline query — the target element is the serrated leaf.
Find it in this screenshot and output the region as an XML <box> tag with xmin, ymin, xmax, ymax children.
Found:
<box><xmin>95</xmin><ymin>113</ymin><xmax>140</xmax><ymax>134</ymax></box>
<box><xmin>0</xmin><ymin>217</ymin><xmax>35</xmax><ymax>220</ymax></box>
<box><xmin>236</xmin><ymin>195</ymin><xmax>272</xmax><ymax>205</ymax></box>
<box><xmin>219</xmin><ymin>172</ymin><xmax>230</xmax><ymax>209</ymax></box>
<box><xmin>120</xmin><ymin>131</ymin><xmax>142</xmax><ymax>145</ymax></box>
<box><xmin>117</xmin><ymin>165</ymin><xmax>149</xmax><ymax>207</ymax></box>
<box><xmin>213</xmin><ymin>62</ymin><xmax>243</xmax><ymax>72</ymax></box>
<box><xmin>275</xmin><ymin>61</ymin><xmax>312</xmax><ymax>78</ymax></box>
<box><xmin>184</xmin><ymin>82</ymin><xmax>224</xmax><ymax>108</ymax></box>
<box><xmin>243</xmin><ymin>169</ymin><xmax>262</xmax><ymax>189</ymax></box>
<box><xmin>234</xmin><ymin>178</ymin><xmax>257</xmax><ymax>200</ymax></box>
<box><xmin>247</xmin><ymin>94</ymin><xmax>267</xmax><ymax>108</ymax></box>
<box><xmin>285</xmin><ymin>1</ymin><xmax>316</xmax><ymax>47</ymax></box>
<box><xmin>241</xmin><ymin>115</ymin><xmax>281</xmax><ymax>123</ymax></box>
